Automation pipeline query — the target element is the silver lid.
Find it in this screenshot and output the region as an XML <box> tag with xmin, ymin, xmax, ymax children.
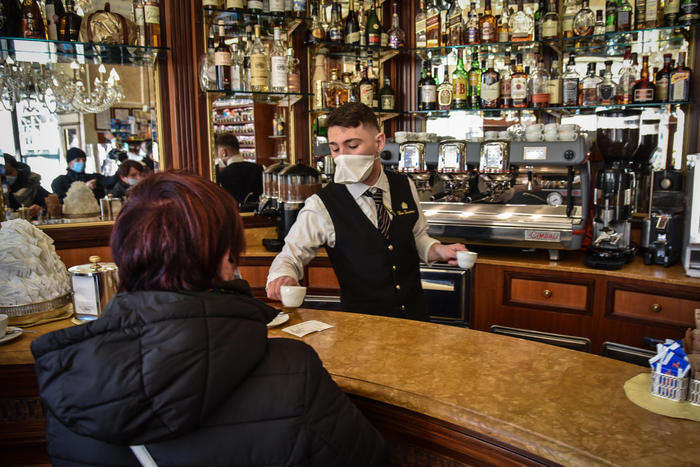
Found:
<box><xmin>68</xmin><ymin>256</ymin><xmax>119</xmax><ymax>276</ymax></box>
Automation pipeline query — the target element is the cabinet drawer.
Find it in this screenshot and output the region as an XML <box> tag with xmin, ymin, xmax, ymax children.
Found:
<box><xmin>504</xmin><ymin>271</ymin><xmax>593</xmax><ymax>315</ymax></box>
<box><xmin>609</xmin><ymin>287</ymin><xmax>700</xmax><ymax>328</ymax></box>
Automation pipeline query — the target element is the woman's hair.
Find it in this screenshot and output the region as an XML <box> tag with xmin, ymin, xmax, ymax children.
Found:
<box><xmin>117</xmin><ymin>160</ymin><xmax>145</xmax><ymax>179</ymax></box>
<box><xmin>111</xmin><ymin>171</ymin><xmax>245</xmax><ymax>292</ymax></box>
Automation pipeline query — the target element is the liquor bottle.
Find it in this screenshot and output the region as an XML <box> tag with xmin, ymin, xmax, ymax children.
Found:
<box><xmin>345</xmin><ymin>0</ymin><xmax>360</xmax><ymax>45</ymax></box>
<box><xmin>452</xmin><ymin>50</ymin><xmax>469</xmax><ymax>109</ymax></box>
<box><xmin>529</xmin><ymin>55</ymin><xmax>550</xmax><ymax>107</ymax></box>
<box><xmin>669</xmin><ymin>51</ymin><xmax>690</xmax><ymax>101</ymax></box>
<box><xmin>606</xmin><ymin>0</ymin><xmax>617</xmax><ymax>31</ymax></box>
<box><xmin>548</xmin><ymin>59</ymin><xmax>561</xmax><ymax>105</ymax></box>
<box><xmin>214</xmin><ymin>24</ymin><xmax>232</xmax><ymax>90</ymax></box>
<box><xmin>664</xmin><ymin>0</ymin><xmax>680</xmax><ymax>24</ymax></box>
<box><xmin>57</xmin><ymin>0</ymin><xmax>81</xmax><ymax>41</ymax></box>
<box><xmin>420</xmin><ymin>64</ymin><xmax>438</xmax><ymax>110</ymax></box>
<box><xmin>293</xmin><ymin>0</ymin><xmax>307</xmax><ymax>17</ymax></box>
<box><xmin>616</xmin><ymin>0</ymin><xmax>633</xmax><ymax>31</ymax></box>
<box><xmin>379</xmin><ymin>76</ymin><xmax>396</xmax><ymax>110</ymax></box>
<box><xmin>498</xmin><ymin>6</ymin><xmax>512</xmax><ymax>41</ymax></box>
<box><xmin>250</xmin><ymin>24</ymin><xmax>269</xmax><ymax>92</ymax></box>
<box><xmin>45</xmin><ymin>0</ymin><xmax>64</xmax><ymax>41</ymax></box>
<box><xmin>133</xmin><ymin>0</ymin><xmax>146</xmax><ymax>46</ymax></box>
<box><xmin>446</xmin><ymin>1</ymin><xmax>462</xmax><ymax>45</ymax></box>
<box><xmin>510</xmin><ymin>0</ymin><xmax>533</xmax><ymax>41</ymax></box>
<box><xmin>561</xmin><ymin>0</ymin><xmax>582</xmax><ymax>37</ymax></box>
<box><xmin>511</xmin><ymin>53</ymin><xmax>528</xmax><ymax>108</ymax></box>
<box><xmin>308</xmin><ymin>1</ymin><xmax>325</xmax><ymax>42</ymax></box>
<box><xmin>655</xmin><ymin>53</ymin><xmax>672</xmax><ymax>102</ymax></box>
<box><xmin>329</xmin><ymin>1</ymin><xmax>343</xmax><ymax>42</ymax></box>
<box><xmin>632</xmin><ymin>55</ymin><xmax>655</xmax><ymax>103</ymax></box>
<box><xmin>439</xmin><ymin>0</ymin><xmax>450</xmax><ymax>46</ymax></box>
<box><xmin>468</xmin><ymin>51</ymin><xmax>482</xmax><ymax>108</ymax></box>
<box><xmin>248</xmin><ymin>0</ymin><xmax>263</xmax><ymax>12</ymax></box>
<box><xmin>359</xmin><ymin>66</ymin><xmax>374</xmax><ymax>107</ymax></box>
<box><xmin>418</xmin><ymin>65</ymin><xmax>425</xmax><ymax>110</ymax></box>
<box><xmin>323</xmin><ymin>68</ymin><xmax>348</xmax><ymax>108</ymax></box>
<box><xmin>426</xmin><ymin>0</ymin><xmax>441</xmax><ymax>47</ymax></box>
<box><xmin>593</xmin><ymin>9</ymin><xmax>606</xmax><ymax>35</ymax></box>
<box><xmin>226</xmin><ymin>0</ymin><xmax>245</xmax><ymax>10</ymax></box>
<box><xmin>534</xmin><ymin>0</ymin><xmax>546</xmax><ymax>40</ymax></box>
<box><xmin>465</xmin><ymin>2</ymin><xmax>480</xmax><ymax>44</ymax></box>
<box><xmin>597</xmin><ymin>60</ymin><xmax>616</xmax><ymax>104</ymax></box>
<box><xmin>561</xmin><ymin>54</ymin><xmax>580</xmax><ymax>106</ymax></box>
<box><xmin>21</xmin><ymin>0</ymin><xmax>46</xmax><ymax>39</ymax></box>
<box><xmin>366</xmin><ymin>0</ymin><xmax>382</xmax><ymax>45</ymax></box>
<box><xmin>437</xmin><ymin>69</ymin><xmax>453</xmax><ymax>109</ymax></box>
<box><xmin>368</xmin><ymin>58</ymin><xmax>380</xmax><ymax>108</ymax></box>
<box><xmin>388</xmin><ymin>1</ymin><xmax>405</xmax><ymax>48</ymax></box>
<box><xmin>616</xmin><ymin>47</ymin><xmax>635</xmax><ymax>104</ymax></box>
<box><xmin>270</xmin><ymin>27</ymin><xmax>288</xmax><ymax>92</ymax></box>
<box><xmin>645</xmin><ymin>0</ymin><xmax>659</xmax><ymax>26</ymax></box>
<box><xmin>416</xmin><ymin>0</ymin><xmax>427</xmax><ymax>48</ymax></box>
<box><xmin>144</xmin><ymin>0</ymin><xmax>160</xmax><ymax>47</ymax></box>
<box><xmin>634</xmin><ymin>0</ymin><xmax>647</xmax><ymax>28</ymax></box>
<box><xmin>573</xmin><ymin>0</ymin><xmax>595</xmax><ymax>35</ymax></box>
<box><xmin>481</xmin><ymin>58</ymin><xmax>500</xmax><ymax>108</ymax></box>
<box><xmin>312</xmin><ymin>54</ymin><xmax>327</xmax><ymax>109</ymax></box>
<box><xmin>581</xmin><ymin>62</ymin><xmax>600</xmax><ymax>105</ymax></box>
<box><xmin>542</xmin><ymin>0</ymin><xmax>559</xmax><ymax>38</ymax></box>
<box><xmin>500</xmin><ymin>51</ymin><xmax>513</xmax><ymax>108</ymax></box>
<box><xmin>270</xmin><ymin>0</ymin><xmax>284</xmax><ymax>14</ymax></box>
<box><xmin>230</xmin><ymin>39</ymin><xmax>244</xmax><ymax>91</ymax></box>
<box><xmin>679</xmin><ymin>0</ymin><xmax>700</xmax><ymax>23</ymax></box>
<box><xmin>480</xmin><ymin>0</ymin><xmax>497</xmax><ymax>43</ymax></box>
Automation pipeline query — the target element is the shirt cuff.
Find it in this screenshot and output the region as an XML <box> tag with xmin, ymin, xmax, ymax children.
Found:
<box><xmin>417</xmin><ymin>237</ymin><xmax>441</xmax><ymax>266</ymax></box>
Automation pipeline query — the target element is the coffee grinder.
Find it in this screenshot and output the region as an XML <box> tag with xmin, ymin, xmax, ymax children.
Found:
<box><xmin>585</xmin><ymin>109</ymin><xmax>641</xmax><ymax>270</ymax></box>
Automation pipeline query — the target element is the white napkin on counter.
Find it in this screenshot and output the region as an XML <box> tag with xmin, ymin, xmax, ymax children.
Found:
<box><xmin>282</xmin><ymin>320</ymin><xmax>334</xmax><ymax>338</ymax></box>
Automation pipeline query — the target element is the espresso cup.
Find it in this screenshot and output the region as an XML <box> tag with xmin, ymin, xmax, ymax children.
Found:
<box><xmin>456</xmin><ymin>251</ymin><xmax>478</xmax><ymax>269</ymax></box>
<box><xmin>280</xmin><ymin>286</ymin><xmax>307</xmax><ymax>308</ymax></box>
<box><xmin>0</xmin><ymin>314</ymin><xmax>8</xmax><ymax>338</ymax></box>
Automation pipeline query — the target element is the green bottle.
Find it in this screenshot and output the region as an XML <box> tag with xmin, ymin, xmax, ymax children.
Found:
<box><xmin>468</xmin><ymin>51</ymin><xmax>482</xmax><ymax>109</ymax></box>
<box><xmin>452</xmin><ymin>49</ymin><xmax>469</xmax><ymax>109</ymax></box>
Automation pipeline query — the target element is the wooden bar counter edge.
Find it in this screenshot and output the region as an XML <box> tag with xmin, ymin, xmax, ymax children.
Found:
<box><xmin>2</xmin><ymin>311</ymin><xmax>699</xmax><ymax>466</ymax></box>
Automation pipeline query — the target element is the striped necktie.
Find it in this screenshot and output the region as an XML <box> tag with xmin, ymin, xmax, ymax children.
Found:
<box><xmin>365</xmin><ymin>188</ymin><xmax>391</xmax><ymax>238</ymax></box>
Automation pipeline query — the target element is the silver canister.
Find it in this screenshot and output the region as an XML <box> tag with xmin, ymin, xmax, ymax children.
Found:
<box><xmin>438</xmin><ymin>140</ymin><xmax>467</xmax><ymax>172</ymax></box>
<box><xmin>399</xmin><ymin>142</ymin><xmax>427</xmax><ymax>172</ymax></box>
<box><xmin>479</xmin><ymin>141</ymin><xmax>511</xmax><ymax>173</ymax></box>
<box><xmin>68</xmin><ymin>256</ymin><xmax>119</xmax><ymax>321</ymax></box>
<box><xmin>100</xmin><ymin>195</ymin><xmax>123</xmax><ymax>221</ymax></box>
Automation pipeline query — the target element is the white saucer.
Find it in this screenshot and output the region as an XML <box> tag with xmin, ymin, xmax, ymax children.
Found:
<box><xmin>267</xmin><ymin>312</ymin><xmax>290</xmax><ymax>328</ymax></box>
<box><xmin>0</xmin><ymin>327</ymin><xmax>23</xmax><ymax>345</ymax></box>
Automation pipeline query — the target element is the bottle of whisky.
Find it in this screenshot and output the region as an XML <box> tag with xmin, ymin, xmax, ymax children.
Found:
<box><xmin>379</xmin><ymin>77</ymin><xmax>396</xmax><ymax>110</ymax></box>
<box><xmin>214</xmin><ymin>23</ymin><xmax>232</xmax><ymax>90</ymax></box>
<box><xmin>250</xmin><ymin>24</ymin><xmax>269</xmax><ymax>92</ymax></box>
<box><xmin>57</xmin><ymin>0</ymin><xmax>81</xmax><ymax>42</ymax></box>
<box><xmin>561</xmin><ymin>0</ymin><xmax>582</xmax><ymax>37</ymax></box>
<box><xmin>616</xmin><ymin>0</ymin><xmax>633</xmax><ymax>31</ymax></box>
<box><xmin>468</xmin><ymin>51</ymin><xmax>482</xmax><ymax>108</ymax></box>
<box><xmin>679</xmin><ymin>0</ymin><xmax>700</xmax><ymax>24</ymax></box>
<box><xmin>581</xmin><ymin>62</ymin><xmax>600</xmax><ymax>105</ymax></box>
<box><xmin>597</xmin><ymin>60</ymin><xmax>616</xmax><ymax>105</ymax></box>
<box><xmin>561</xmin><ymin>54</ymin><xmax>580</xmax><ymax>106</ymax></box>
<box><xmin>573</xmin><ymin>0</ymin><xmax>595</xmax><ymax>35</ymax></box>
<box><xmin>542</xmin><ymin>0</ymin><xmax>559</xmax><ymax>39</ymax></box>
<box><xmin>465</xmin><ymin>2</ymin><xmax>480</xmax><ymax>44</ymax></box>
<box><xmin>452</xmin><ymin>50</ymin><xmax>468</xmax><ymax>109</ymax></box>
<box><xmin>415</xmin><ymin>0</ymin><xmax>427</xmax><ymax>48</ymax></box>
<box><xmin>437</xmin><ymin>69</ymin><xmax>453</xmax><ymax>110</ymax></box>
<box><xmin>510</xmin><ymin>0</ymin><xmax>534</xmax><ymax>41</ymax></box>
<box><xmin>479</xmin><ymin>0</ymin><xmax>496</xmax><ymax>43</ymax></box>
<box><xmin>425</xmin><ymin>0</ymin><xmax>441</xmax><ymax>47</ymax></box>
<box><xmin>270</xmin><ymin>27</ymin><xmax>288</xmax><ymax>92</ymax></box>
<box><xmin>420</xmin><ymin>63</ymin><xmax>438</xmax><ymax>110</ymax></box>
<box><xmin>511</xmin><ymin>53</ymin><xmax>528</xmax><ymax>108</ymax></box>
<box><xmin>632</xmin><ymin>55</ymin><xmax>655</xmax><ymax>103</ymax></box>
<box><xmin>144</xmin><ymin>0</ymin><xmax>161</xmax><ymax>47</ymax></box>
<box><xmin>359</xmin><ymin>66</ymin><xmax>374</xmax><ymax>107</ymax></box>
<box><xmin>655</xmin><ymin>53</ymin><xmax>672</xmax><ymax>102</ymax></box>
<box><xmin>481</xmin><ymin>58</ymin><xmax>500</xmax><ymax>108</ymax></box>
<box><xmin>446</xmin><ymin>1</ymin><xmax>462</xmax><ymax>45</ymax></box>
<box><xmin>548</xmin><ymin>59</ymin><xmax>561</xmax><ymax>105</ymax></box>
<box><xmin>500</xmin><ymin>51</ymin><xmax>513</xmax><ymax>108</ymax></box>
<box><xmin>21</xmin><ymin>0</ymin><xmax>46</xmax><ymax>39</ymax></box>
<box><xmin>498</xmin><ymin>6</ymin><xmax>512</xmax><ymax>42</ymax></box>
<box><xmin>616</xmin><ymin>47</ymin><xmax>635</xmax><ymax>104</ymax></box>
<box><xmin>664</xmin><ymin>0</ymin><xmax>680</xmax><ymax>25</ymax></box>
<box><xmin>529</xmin><ymin>55</ymin><xmax>550</xmax><ymax>107</ymax></box>
<box><xmin>669</xmin><ymin>51</ymin><xmax>690</xmax><ymax>101</ymax></box>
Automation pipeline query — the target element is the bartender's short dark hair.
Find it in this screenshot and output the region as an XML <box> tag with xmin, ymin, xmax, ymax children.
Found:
<box><xmin>117</xmin><ymin>160</ymin><xmax>145</xmax><ymax>179</ymax></box>
<box><xmin>215</xmin><ymin>133</ymin><xmax>240</xmax><ymax>153</ymax></box>
<box><xmin>327</xmin><ymin>103</ymin><xmax>379</xmax><ymax>132</ymax></box>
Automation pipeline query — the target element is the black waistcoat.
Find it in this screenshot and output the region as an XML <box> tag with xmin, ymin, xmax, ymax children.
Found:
<box><xmin>317</xmin><ymin>171</ymin><xmax>428</xmax><ymax>321</ymax></box>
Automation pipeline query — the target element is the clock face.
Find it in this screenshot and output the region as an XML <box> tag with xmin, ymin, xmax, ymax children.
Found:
<box><xmin>547</xmin><ymin>191</ymin><xmax>563</xmax><ymax>207</ymax></box>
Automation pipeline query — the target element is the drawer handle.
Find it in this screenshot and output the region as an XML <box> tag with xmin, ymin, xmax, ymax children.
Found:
<box><xmin>651</xmin><ymin>304</ymin><xmax>662</xmax><ymax>313</ymax></box>
<box><xmin>543</xmin><ymin>289</ymin><xmax>552</xmax><ymax>299</ymax></box>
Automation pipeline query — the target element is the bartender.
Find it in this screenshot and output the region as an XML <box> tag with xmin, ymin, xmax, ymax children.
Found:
<box><xmin>51</xmin><ymin>147</ymin><xmax>105</xmax><ymax>201</ymax></box>
<box><xmin>266</xmin><ymin>103</ymin><xmax>466</xmax><ymax>321</ymax></box>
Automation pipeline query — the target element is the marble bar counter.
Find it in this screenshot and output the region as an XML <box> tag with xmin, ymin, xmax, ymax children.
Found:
<box><xmin>3</xmin><ymin>311</ymin><xmax>698</xmax><ymax>466</ymax></box>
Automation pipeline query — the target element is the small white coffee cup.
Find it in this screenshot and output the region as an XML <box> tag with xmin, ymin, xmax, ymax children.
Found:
<box><xmin>457</xmin><ymin>251</ymin><xmax>478</xmax><ymax>269</ymax></box>
<box><xmin>525</xmin><ymin>132</ymin><xmax>544</xmax><ymax>142</ymax></box>
<box><xmin>558</xmin><ymin>132</ymin><xmax>577</xmax><ymax>141</ymax></box>
<box><xmin>280</xmin><ymin>286</ymin><xmax>307</xmax><ymax>308</ymax></box>
<box><xmin>0</xmin><ymin>314</ymin><xmax>8</xmax><ymax>338</ymax></box>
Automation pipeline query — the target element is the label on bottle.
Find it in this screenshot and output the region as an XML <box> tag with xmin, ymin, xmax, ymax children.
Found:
<box><xmin>481</xmin><ymin>22</ymin><xmax>494</xmax><ymax>41</ymax></box>
<box><xmin>498</xmin><ymin>28</ymin><xmax>509</xmax><ymax>42</ymax></box>
<box><xmin>288</xmin><ymin>72</ymin><xmax>301</xmax><ymax>92</ymax></box>
<box><xmin>453</xmin><ymin>78</ymin><xmax>467</xmax><ymax>100</ymax></box>
<box><xmin>415</xmin><ymin>18</ymin><xmax>426</xmax><ymax>47</ymax></box>
<box><xmin>226</xmin><ymin>0</ymin><xmax>244</xmax><ymax>8</ymax></box>
<box><xmin>421</xmin><ymin>84</ymin><xmax>437</xmax><ymax>104</ymax></box>
<box><xmin>634</xmin><ymin>87</ymin><xmax>654</xmax><ymax>102</ymax></box>
<box><xmin>511</xmin><ymin>77</ymin><xmax>527</xmax><ymax>100</ymax></box>
<box><xmin>231</xmin><ymin>65</ymin><xmax>241</xmax><ymax>90</ymax></box>
<box><xmin>270</xmin><ymin>0</ymin><xmax>285</xmax><ymax>12</ymax></box>
<box><xmin>665</xmin><ymin>0</ymin><xmax>680</xmax><ymax>14</ymax></box>
<box><xmin>548</xmin><ymin>78</ymin><xmax>561</xmax><ymax>104</ymax></box>
<box><xmin>465</xmin><ymin>26</ymin><xmax>478</xmax><ymax>43</ymax></box>
<box><xmin>617</xmin><ymin>10</ymin><xmax>631</xmax><ymax>29</ymax></box>
<box><xmin>215</xmin><ymin>50</ymin><xmax>232</xmax><ymax>66</ymax></box>
<box><xmin>426</xmin><ymin>13</ymin><xmax>440</xmax><ymax>47</ymax></box>
<box><xmin>329</xmin><ymin>26</ymin><xmax>343</xmax><ymax>41</ymax></box>
<box><xmin>656</xmin><ymin>77</ymin><xmax>669</xmax><ymax>101</ymax></box>
<box><xmin>381</xmin><ymin>94</ymin><xmax>395</xmax><ymax>110</ymax></box>
<box><xmin>598</xmin><ymin>83</ymin><xmax>615</xmax><ymax>103</ymax></box>
<box><xmin>345</xmin><ymin>31</ymin><xmax>360</xmax><ymax>44</ymax></box>
<box><xmin>582</xmin><ymin>87</ymin><xmax>597</xmax><ymax>105</ymax></box>
<box><xmin>679</xmin><ymin>1</ymin><xmax>700</xmax><ymax>21</ymax></box>
<box><xmin>360</xmin><ymin>83</ymin><xmax>374</xmax><ymax>106</ymax></box>
<box><xmin>203</xmin><ymin>0</ymin><xmax>221</xmax><ymax>6</ymax></box>
<box><xmin>670</xmin><ymin>71</ymin><xmax>690</xmax><ymax>100</ymax></box>
<box><xmin>635</xmin><ymin>0</ymin><xmax>647</xmax><ymax>27</ymax></box>
<box><xmin>249</xmin><ymin>0</ymin><xmax>264</xmax><ymax>9</ymax></box>
<box><xmin>250</xmin><ymin>55</ymin><xmax>268</xmax><ymax>87</ymax></box>
<box><xmin>469</xmin><ymin>72</ymin><xmax>480</xmax><ymax>87</ymax></box>
<box><xmin>440</xmin><ymin>10</ymin><xmax>448</xmax><ymax>35</ymax></box>
<box><xmin>481</xmin><ymin>82</ymin><xmax>500</xmax><ymax>101</ymax></box>
<box><xmin>562</xmin><ymin>78</ymin><xmax>579</xmax><ymax>105</ymax></box>
<box><xmin>500</xmin><ymin>78</ymin><xmax>511</xmax><ymax>98</ymax></box>
<box><xmin>145</xmin><ymin>4</ymin><xmax>160</xmax><ymax>24</ymax></box>
<box><xmin>271</xmin><ymin>56</ymin><xmax>287</xmax><ymax>88</ymax></box>
<box><xmin>134</xmin><ymin>5</ymin><xmax>145</xmax><ymax>27</ymax></box>
<box><xmin>294</xmin><ymin>0</ymin><xmax>307</xmax><ymax>13</ymax></box>
<box><xmin>531</xmin><ymin>92</ymin><xmax>549</xmax><ymax>104</ymax></box>
<box><xmin>562</xmin><ymin>17</ymin><xmax>573</xmax><ymax>33</ymax></box>
<box><xmin>646</xmin><ymin>0</ymin><xmax>658</xmax><ymax>21</ymax></box>
<box><xmin>542</xmin><ymin>18</ymin><xmax>558</xmax><ymax>38</ymax></box>
<box><xmin>44</xmin><ymin>4</ymin><xmax>57</xmax><ymax>40</ymax></box>
<box><xmin>368</xmin><ymin>23</ymin><xmax>382</xmax><ymax>45</ymax></box>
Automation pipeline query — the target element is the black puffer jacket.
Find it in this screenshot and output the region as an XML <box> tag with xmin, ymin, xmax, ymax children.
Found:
<box><xmin>31</xmin><ymin>281</ymin><xmax>387</xmax><ymax>466</ymax></box>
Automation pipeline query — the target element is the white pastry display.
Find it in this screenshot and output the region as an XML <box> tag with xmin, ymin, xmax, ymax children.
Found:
<box><xmin>62</xmin><ymin>181</ymin><xmax>100</xmax><ymax>215</ymax></box>
<box><xmin>0</xmin><ymin>219</ymin><xmax>71</xmax><ymax>306</ymax></box>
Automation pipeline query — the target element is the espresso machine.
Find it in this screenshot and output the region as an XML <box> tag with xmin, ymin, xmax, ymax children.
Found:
<box><xmin>585</xmin><ymin>109</ymin><xmax>641</xmax><ymax>270</ymax></box>
<box><xmin>259</xmin><ymin>163</ymin><xmax>321</xmax><ymax>252</ymax></box>
<box><xmin>683</xmin><ymin>154</ymin><xmax>700</xmax><ymax>277</ymax></box>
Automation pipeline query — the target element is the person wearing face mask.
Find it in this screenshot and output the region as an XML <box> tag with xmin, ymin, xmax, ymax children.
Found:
<box><xmin>215</xmin><ymin>133</ymin><xmax>263</xmax><ymax>211</ymax></box>
<box><xmin>266</xmin><ymin>103</ymin><xmax>467</xmax><ymax>321</ymax></box>
<box><xmin>51</xmin><ymin>147</ymin><xmax>105</xmax><ymax>202</ymax></box>
<box><xmin>2</xmin><ymin>153</ymin><xmax>49</xmax><ymax>218</ymax></box>
<box><xmin>109</xmin><ymin>160</ymin><xmax>146</xmax><ymax>199</ymax></box>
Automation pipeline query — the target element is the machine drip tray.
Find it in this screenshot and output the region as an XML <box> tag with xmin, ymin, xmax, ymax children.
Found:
<box><xmin>584</xmin><ymin>249</ymin><xmax>634</xmax><ymax>270</ymax></box>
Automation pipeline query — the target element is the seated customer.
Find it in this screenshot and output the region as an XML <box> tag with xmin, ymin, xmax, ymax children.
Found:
<box><xmin>215</xmin><ymin>133</ymin><xmax>263</xmax><ymax>210</ymax></box>
<box><xmin>3</xmin><ymin>153</ymin><xmax>49</xmax><ymax>218</ymax></box>
<box><xmin>51</xmin><ymin>147</ymin><xmax>105</xmax><ymax>201</ymax></box>
<box><xmin>109</xmin><ymin>159</ymin><xmax>146</xmax><ymax>199</ymax></box>
<box><xmin>31</xmin><ymin>172</ymin><xmax>387</xmax><ymax>466</ymax></box>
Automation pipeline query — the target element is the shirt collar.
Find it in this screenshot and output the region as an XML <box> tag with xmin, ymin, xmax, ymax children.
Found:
<box><xmin>227</xmin><ymin>155</ymin><xmax>245</xmax><ymax>165</ymax></box>
<box><xmin>345</xmin><ymin>169</ymin><xmax>389</xmax><ymax>200</ymax></box>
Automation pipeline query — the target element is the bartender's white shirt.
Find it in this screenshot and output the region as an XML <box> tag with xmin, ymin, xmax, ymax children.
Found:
<box><xmin>266</xmin><ymin>170</ymin><xmax>440</xmax><ymax>288</ymax></box>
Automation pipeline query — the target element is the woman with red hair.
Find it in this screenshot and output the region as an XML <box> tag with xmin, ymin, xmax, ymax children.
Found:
<box><xmin>31</xmin><ymin>171</ymin><xmax>386</xmax><ymax>466</ymax></box>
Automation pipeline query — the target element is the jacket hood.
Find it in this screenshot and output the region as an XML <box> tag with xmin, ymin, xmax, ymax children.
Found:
<box><xmin>31</xmin><ymin>281</ymin><xmax>278</xmax><ymax>445</ymax></box>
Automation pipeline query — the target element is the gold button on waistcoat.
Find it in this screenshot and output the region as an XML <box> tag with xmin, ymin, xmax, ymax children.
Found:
<box><xmin>392</xmin><ymin>265</ymin><xmax>397</xmax><ymax>271</ymax></box>
<box><xmin>401</xmin><ymin>305</ymin><xmax>406</xmax><ymax>311</ymax></box>
<box><xmin>388</xmin><ymin>244</ymin><xmax>394</xmax><ymax>251</ymax></box>
<box><xmin>395</xmin><ymin>284</ymin><xmax>400</xmax><ymax>290</ymax></box>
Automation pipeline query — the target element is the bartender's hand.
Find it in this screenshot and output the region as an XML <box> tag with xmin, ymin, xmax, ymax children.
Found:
<box><xmin>267</xmin><ymin>275</ymin><xmax>300</xmax><ymax>301</ymax></box>
<box><xmin>86</xmin><ymin>179</ymin><xmax>97</xmax><ymax>190</ymax></box>
<box><xmin>428</xmin><ymin>243</ymin><xmax>468</xmax><ymax>265</ymax></box>
<box><xmin>28</xmin><ymin>204</ymin><xmax>42</xmax><ymax>218</ymax></box>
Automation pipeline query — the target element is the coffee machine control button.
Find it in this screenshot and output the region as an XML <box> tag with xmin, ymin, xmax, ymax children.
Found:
<box><xmin>564</xmin><ymin>150</ymin><xmax>575</xmax><ymax>160</ymax></box>
<box><xmin>660</xmin><ymin>177</ymin><xmax>673</xmax><ymax>190</ymax></box>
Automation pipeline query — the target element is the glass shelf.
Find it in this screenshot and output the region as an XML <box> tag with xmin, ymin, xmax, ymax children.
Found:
<box><xmin>311</xmin><ymin>107</ymin><xmax>400</xmax><ymax>123</ymax></box>
<box><xmin>206</xmin><ymin>90</ymin><xmax>310</xmax><ymax>106</ymax></box>
<box><xmin>203</xmin><ymin>7</ymin><xmax>309</xmax><ymax>35</ymax></box>
<box><xmin>312</xmin><ymin>40</ymin><xmax>399</xmax><ymax>64</ymax></box>
<box><xmin>0</xmin><ymin>37</ymin><xmax>166</xmax><ymax>66</ymax></box>
<box><xmin>203</xmin><ymin>6</ymin><xmax>310</xmax><ymax>21</ymax></box>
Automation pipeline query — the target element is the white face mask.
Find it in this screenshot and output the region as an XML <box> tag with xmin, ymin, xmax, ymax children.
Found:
<box><xmin>333</xmin><ymin>154</ymin><xmax>377</xmax><ymax>184</ymax></box>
